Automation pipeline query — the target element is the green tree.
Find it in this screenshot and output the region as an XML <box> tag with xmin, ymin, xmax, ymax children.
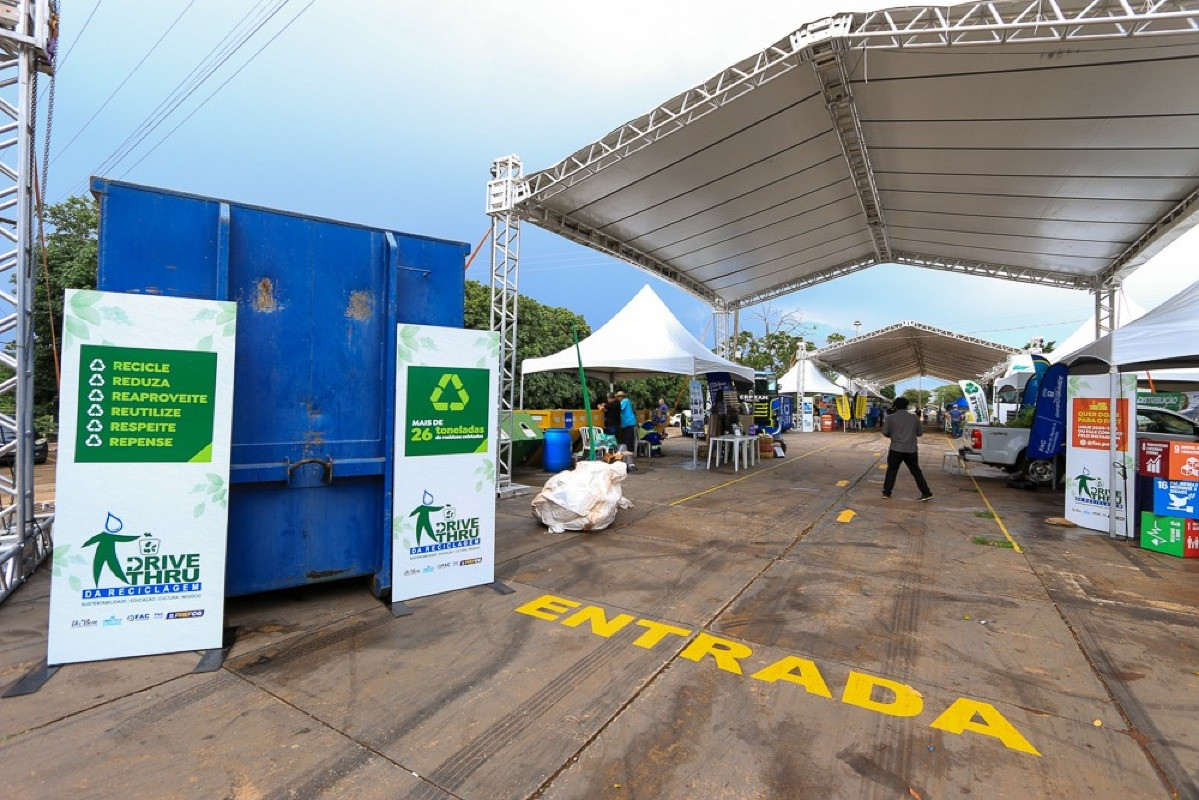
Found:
<box><xmin>826</xmin><ymin>332</ymin><xmax>846</xmax><ymax>346</ymax></box>
<box><xmin>27</xmin><ymin>196</ymin><xmax>100</xmax><ymax>426</ymax></box>
<box><xmin>880</xmin><ymin>384</ymin><xmax>896</xmax><ymax>400</ymax></box>
<box><xmin>902</xmin><ymin>388</ymin><xmax>931</xmax><ymax>407</ymax></box>
<box><xmin>464</xmin><ymin>280</ymin><xmax>608</xmax><ymax>410</ymax></box>
<box><xmin>933</xmin><ymin>383</ymin><xmax>965</xmax><ymax>408</ymax></box>
<box><xmin>1020</xmin><ymin>339</ymin><xmax>1056</xmax><ymax>353</ymax></box>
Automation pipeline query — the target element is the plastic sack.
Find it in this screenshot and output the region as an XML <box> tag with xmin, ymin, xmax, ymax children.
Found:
<box><xmin>531</xmin><ymin>460</ymin><xmax>633</xmax><ymax>533</ymax></box>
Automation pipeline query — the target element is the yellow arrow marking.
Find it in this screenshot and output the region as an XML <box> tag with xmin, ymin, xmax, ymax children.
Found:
<box><xmin>873</xmin><ymin>452</ymin><xmax>881</xmax><ymax>457</ymax></box>
<box><xmin>877</xmin><ymin>464</ymin><xmax>886</xmax><ymax>470</ymax></box>
<box><xmin>837</xmin><ymin>509</ymin><xmax>856</xmax><ymax>523</ymax></box>
<box><xmin>836</xmin><ymin>480</ymin><xmax>849</xmax><ymax>487</ymax></box>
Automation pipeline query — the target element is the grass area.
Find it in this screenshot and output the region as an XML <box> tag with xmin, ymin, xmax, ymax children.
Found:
<box><xmin>972</xmin><ymin>536</ymin><xmax>1014</xmax><ymax>549</ymax></box>
<box><xmin>973</xmin><ymin>510</ymin><xmax>997</xmax><ymax>519</ymax></box>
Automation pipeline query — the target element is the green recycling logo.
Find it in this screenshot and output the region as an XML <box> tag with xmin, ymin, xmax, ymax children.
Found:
<box><xmin>430</xmin><ymin>373</ymin><xmax>469</xmax><ymax>411</ymax></box>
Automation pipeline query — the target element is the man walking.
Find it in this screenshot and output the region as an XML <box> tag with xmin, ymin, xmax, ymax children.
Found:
<box><xmin>882</xmin><ymin>397</ymin><xmax>932</xmax><ymax>501</ymax></box>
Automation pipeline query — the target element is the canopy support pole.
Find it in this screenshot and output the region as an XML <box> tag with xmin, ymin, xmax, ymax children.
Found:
<box><xmin>486</xmin><ymin>155</ymin><xmax>527</xmax><ymax>493</ymax></box>
<box><xmin>713</xmin><ymin>304</ymin><xmax>733</xmax><ymax>358</ymax></box>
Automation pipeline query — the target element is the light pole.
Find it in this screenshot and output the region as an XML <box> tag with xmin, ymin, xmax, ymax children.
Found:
<box><xmin>853</xmin><ymin>320</ymin><xmax>861</xmax><ymax>337</ymax></box>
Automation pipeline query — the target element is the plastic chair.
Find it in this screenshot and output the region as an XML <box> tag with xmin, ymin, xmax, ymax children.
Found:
<box><xmin>635</xmin><ymin>436</ymin><xmax>653</xmax><ymax>458</ymax></box>
<box><xmin>578</xmin><ymin>426</ymin><xmax>611</xmax><ymax>459</ymax></box>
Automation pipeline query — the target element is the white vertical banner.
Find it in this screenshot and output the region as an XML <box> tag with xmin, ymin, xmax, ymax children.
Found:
<box><xmin>959</xmin><ymin>379</ymin><xmax>991</xmax><ymax>423</ymax></box>
<box><xmin>1065</xmin><ymin>373</ymin><xmax>1136</xmax><ymax>536</ymax></box>
<box><xmin>392</xmin><ymin>325</ymin><xmax>499</xmax><ymax>601</ymax></box>
<box><xmin>48</xmin><ymin>290</ymin><xmax>236</xmax><ymax>664</ymax></box>
<box><xmin>801</xmin><ymin>397</ymin><xmax>815</xmax><ymax>433</ymax></box>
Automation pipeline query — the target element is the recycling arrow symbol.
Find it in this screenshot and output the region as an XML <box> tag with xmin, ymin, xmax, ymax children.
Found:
<box><xmin>88</xmin><ymin>388</ymin><xmax>104</xmax><ymax>402</ymax></box>
<box><xmin>87</xmin><ymin>404</ymin><xmax>104</xmax><ymax>417</ymax></box>
<box><xmin>86</xmin><ymin>419</ymin><xmax>102</xmax><ymax>432</ymax></box>
<box><xmin>89</xmin><ymin>373</ymin><xmax>105</xmax><ymax>387</ymax></box>
<box><xmin>85</xmin><ymin>434</ymin><xmax>102</xmax><ymax>447</ymax></box>
<box><xmin>429</xmin><ymin>373</ymin><xmax>469</xmax><ymax>412</ymax></box>
<box><xmin>89</xmin><ymin>358</ymin><xmax>105</xmax><ymax>371</ymax></box>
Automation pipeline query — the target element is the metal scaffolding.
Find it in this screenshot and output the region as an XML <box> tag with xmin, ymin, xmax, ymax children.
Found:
<box><xmin>0</xmin><ymin>0</ymin><xmax>54</xmax><ymax>603</ymax></box>
<box><xmin>485</xmin><ymin>155</ymin><xmax>524</xmax><ymax>493</ymax></box>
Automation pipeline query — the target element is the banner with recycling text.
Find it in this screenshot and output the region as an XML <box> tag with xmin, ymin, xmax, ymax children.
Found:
<box><xmin>48</xmin><ymin>290</ymin><xmax>236</xmax><ymax>664</ymax></box>
<box><xmin>392</xmin><ymin>325</ymin><xmax>499</xmax><ymax>601</ymax></box>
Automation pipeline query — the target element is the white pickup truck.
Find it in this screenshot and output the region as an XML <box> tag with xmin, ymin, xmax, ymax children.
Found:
<box><xmin>959</xmin><ymin>407</ymin><xmax>1199</xmax><ymax>484</ymax></box>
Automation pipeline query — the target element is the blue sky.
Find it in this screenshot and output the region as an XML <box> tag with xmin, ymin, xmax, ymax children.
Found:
<box><xmin>45</xmin><ymin>1</ymin><xmax>1198</xmax><ymax>392</ymax></box>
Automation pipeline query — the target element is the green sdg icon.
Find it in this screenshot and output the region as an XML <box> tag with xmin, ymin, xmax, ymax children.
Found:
<box><xmin>406</xmin><ymin>366</ymin><xmax>490</xmax><ymax>456</ymax></box>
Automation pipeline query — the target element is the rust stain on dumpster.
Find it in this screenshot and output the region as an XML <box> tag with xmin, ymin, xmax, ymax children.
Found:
<box><xmin>345</xmin><ymin>290</ymin><xmax>373</xmax><ymax>321</ymax></box>
<box><xmin>254</xmin><ymin>277</ymin><xmax>281</xmax><ymax>313</ymax></box>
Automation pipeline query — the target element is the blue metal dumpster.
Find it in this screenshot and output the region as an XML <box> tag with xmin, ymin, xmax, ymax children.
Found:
<box><xmin>91</xmin><ymin>178</ymin><xmax>468</xmax><ymax>597</ymax></box>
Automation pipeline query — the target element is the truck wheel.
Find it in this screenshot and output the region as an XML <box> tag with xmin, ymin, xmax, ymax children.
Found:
<box><xmin>1023</xmin><ymin>458</ymin><xmax>1056</xmax><ymax>485</ymax></box>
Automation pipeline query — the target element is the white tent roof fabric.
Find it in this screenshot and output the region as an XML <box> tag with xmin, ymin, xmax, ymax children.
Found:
<box><xmin>810</xmin><ymin>321</ymin><xmax>1018</xmax><ymax>385</ymax></box>
<box><xmin>1063</xmin><ymin>279</ymin><xmax>1199</xmax><ymax>374</ymax></box>
<box><xmin>521</xmin><ymin>284</ymin><xmax>755</xmax><ymax>383</ymax></box>
<box><xmin>1046</xmin><ymin>294</ymin><xmax>1146</xmax><ymax>364</ymax></box>
<box><xmin>777</xmin><ymin>359</ymin><xmax>843</xmax><ymax>395</ymax></box>
<box><xmin>510</xmin><ymin>3</ymin><xmax>1199</xmax><ymax>309</ymax></box>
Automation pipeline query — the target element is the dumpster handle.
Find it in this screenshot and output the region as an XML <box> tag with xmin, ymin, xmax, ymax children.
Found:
<box><xmin>288</xmin><ymin>457</ymin><xmax>333</xmax><ymax>484</ymax></box>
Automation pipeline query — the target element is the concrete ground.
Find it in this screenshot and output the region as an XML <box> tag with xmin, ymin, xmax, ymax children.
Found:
<box><xmin>1</xmin><ymin>429</ymin><xmax>1196</xmax><ymax>799</ymax></box>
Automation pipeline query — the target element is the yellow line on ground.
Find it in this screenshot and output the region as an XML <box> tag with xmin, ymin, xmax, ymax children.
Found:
<box><xmin>945</xmin><ymin>434</ymin><xmax>1024</xmax><ymax>554</ymax></box>
<box><xmin>669</xmin><ymin>440</ymin><xmax>843</xmax><ymax>506</ymax></box>
<box><xmin>836</xmin><ymin>480</ymin><xmax>849</xmax><ymax>487</ymax></box>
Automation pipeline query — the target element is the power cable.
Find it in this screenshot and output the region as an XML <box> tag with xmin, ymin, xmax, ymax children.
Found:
<box><xmin>49</xmin><ymin>0</ymin><xmax>102</xmax><ymax>73</ymax></box>
<box><xmin>61</xmin><ymin>0</ymin><xmax>287</xmax><ymax>198</ymax></box>
<box><xmin>52</xmin><ymin>0</ymin><xmax>197</xmax><ymax>164</ymax></box>
<box><xmin>90</xmin><ymin>0</ymin><xmax>285</xmax><ymax>178</ymax></box>
<box><xmin>116</xmin><ymin>0</ymin><xmax>319</xmax><ymax>180</ymax></box>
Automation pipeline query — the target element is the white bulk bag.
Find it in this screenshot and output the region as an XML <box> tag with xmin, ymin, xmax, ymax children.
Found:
<box><xmin>531</xmin><ymin>460</ymin><xmax>633</xmax><ymax>533</ymax></box>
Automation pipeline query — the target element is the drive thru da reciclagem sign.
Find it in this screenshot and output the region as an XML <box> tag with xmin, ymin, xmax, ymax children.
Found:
<box><xmin>392</xmin><ymin>325</ymin><xmax>500</xmax><ymax>601</ymax></box>
<box><xmin>48</xmin><ymin>290</ymin><xmax>236</xmax><ymax>664</ymax></box>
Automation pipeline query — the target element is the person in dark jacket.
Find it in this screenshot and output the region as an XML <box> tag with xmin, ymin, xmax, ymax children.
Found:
<box><xmin>603</xmin><ymin>393</ymin><xmax>621</xmax><ymax>436</ymax></box>
<box><xmin>881</xmin><ymin>397</ymin><xmax>932</xmax><ymax>501</ymax></box>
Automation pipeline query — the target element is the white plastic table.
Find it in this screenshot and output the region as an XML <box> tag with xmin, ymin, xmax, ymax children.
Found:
<box><xmin>707</xmin><ymin>435</ymin><xmax>758</xmax><ymax>472</ymax></box>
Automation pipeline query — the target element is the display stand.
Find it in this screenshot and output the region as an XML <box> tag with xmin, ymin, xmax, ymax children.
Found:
<box><xmin>2</xmin><ymin>659</ymin><xmax>59</xmax><ymax>698</ymax></box>
<box><xmin>192</xmin><ymin>628</ymin><xmax>239</xmax><ymax>674</ymax></box>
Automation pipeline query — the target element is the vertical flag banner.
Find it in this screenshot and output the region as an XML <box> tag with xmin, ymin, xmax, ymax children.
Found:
<box><xmin>959</xmin><ymin>380</ymin><xmax>990</xmax><ymax>423</ymax></box>
<box><xmin>1065</xmin><ymin>372</ymin><xmax>1136</xmax><ymax>535</ymax></box>
<box><xmin>48</xmin><ymin>290</ymin><xmax>236</xmax><ymax>664</ymax></box>
<box><xmin>393</xmin><ymin>325</ymin><xmax>499</xmax><ymax>601</ymax></box>
<box><xmin>801</xmin><ymin>397</ymin><xmax>815</xmax><ymax>433</ymax></box>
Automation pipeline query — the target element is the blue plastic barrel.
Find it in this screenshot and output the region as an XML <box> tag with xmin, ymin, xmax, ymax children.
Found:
<box><xmin>543</xmin><ymin>428</ymin><xmax>573</xmax><ymax>472</ymax></box>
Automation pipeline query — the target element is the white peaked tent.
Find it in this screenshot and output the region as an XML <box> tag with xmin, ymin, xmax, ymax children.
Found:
<box><xmin>1047</xmin><ymin>294</ymin><xmax>1145</xmax><ymax>364</ymax></box>
<box><xmin>521</xmin><ymin>285</ymin><xmax>755</xmax><ymax>383</ymax></box>
<box><xmin>778</xmin><ymin>359</ymin><xmax>842</xmax><ymax>395</ymax></box>
<box><xmin>1064</xmin><ymin>279</ymin><xmax>1199</xmax><ymax>374</ymax></box>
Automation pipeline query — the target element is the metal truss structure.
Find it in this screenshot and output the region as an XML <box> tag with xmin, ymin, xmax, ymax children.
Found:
<box><xmin>485</xmin><ymin>155</ymin><xmax>524</xmax><ymax>492</ymax></box>
<box><xmin>489</xmin><ymin>0</ymin><xmax>1199</xmax><ymax>343</ymax></box>
<box><xmin>486</xmin><ymin>1</ymin><xmax>1199</xmax><ymax>473</ymax></box>
<box><xmin>0</xmin><ymin>0</ymin><xmax>53</xmax><ymax>603</ymax></box>
<box><xmin>812</xmin><ymin>320</ymin><xmax>1020</xmax><ymax>386</ymax></box>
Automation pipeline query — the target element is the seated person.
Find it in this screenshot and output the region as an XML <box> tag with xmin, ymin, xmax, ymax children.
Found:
<box><xmin>639</xmin><ymin>421</ymin><xmax>663</xmax><ymax>457</ymax></box>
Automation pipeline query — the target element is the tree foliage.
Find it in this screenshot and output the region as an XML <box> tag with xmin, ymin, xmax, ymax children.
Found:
<box><xmin>31</xmin><ymin>196</ymin><xmax>99</xmax><ymax>426</ymax></box>
<box><xmin>933</xmin><ymin>383</ymin><xmax>965</xmax><ymax>407</ymax></box>
<box><xmin>902</xmin><ymin>388</ymin><xmax>931</xmax><ymax>407</ymax></box>
<box><xmin>826</xmin><ymin>332</ymin><xmax>846</xmax><ymax>346</ymax></box>
<box><xmin>880</xmin><ymin>384</ymin><xmax>896</xmax><ymax>400</ymax></box>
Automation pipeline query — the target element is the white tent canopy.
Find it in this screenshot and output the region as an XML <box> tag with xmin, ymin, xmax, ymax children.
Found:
<box><xmin>1064</xmin><ymin>279</ymin><xmax>1199</xmax><ymax>374</ymax></box>
<box><xmin>1047</xmin><ymin>294</ymin><xmax>1146</xmax><ymax>364</ymax></box>
<box><xmin>778</xmin><ymin>358</ymin><xmax>842</xmax><ymax>395</ymax></box>
<box><xmin>522</xmin><ymin>284</ymin><xmax>755</xmax><ymax>383</ymax></box>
